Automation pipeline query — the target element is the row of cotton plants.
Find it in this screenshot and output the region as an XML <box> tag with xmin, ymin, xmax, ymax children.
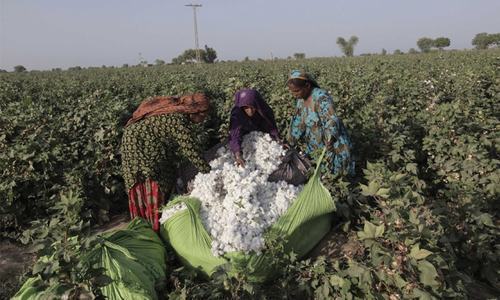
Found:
<box><xmin>160</xmin><ymin>132</ymin><xmax>302</xmax><ymax>256</ymax></box>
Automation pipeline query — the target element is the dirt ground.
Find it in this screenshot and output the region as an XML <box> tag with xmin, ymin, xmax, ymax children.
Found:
<box><xmin>0</xmin><ymin>240</ymin><xmax>36</xmax><ymax>299</ymax></box>
<box><xmin>92</xmin><ymin>213</ymin><xmax>130</xmax><ymax>234</ymax></box>
<box><xmin>308</xmin><ymin>226</ymin><xmax>364</xmax><ymax>260</ymax></box>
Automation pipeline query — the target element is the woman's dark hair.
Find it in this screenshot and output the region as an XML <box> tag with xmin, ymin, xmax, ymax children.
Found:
<box><xmin>287</xmin><ymin>78</ymin><xmax>310</xmax><ymax>88</ymax></box>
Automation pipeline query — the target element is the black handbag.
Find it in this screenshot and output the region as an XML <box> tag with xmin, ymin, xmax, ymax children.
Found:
<box><xmin>268</xmin><ymin>148</ymin><xmax>312</xmax><ymax>186</ymax></box>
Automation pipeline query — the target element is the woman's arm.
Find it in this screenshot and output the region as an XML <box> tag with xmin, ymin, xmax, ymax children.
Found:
<box><xmin>228</xmin><ymin>109</ymin><xmax>244</xmax><ymax>155</ymax></box>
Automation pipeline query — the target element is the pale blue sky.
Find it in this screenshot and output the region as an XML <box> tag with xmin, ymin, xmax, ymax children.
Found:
<box><xmin>0</xmin><ymin>0</ymin><xmax>499</xmax><ymax>70</ymax></box>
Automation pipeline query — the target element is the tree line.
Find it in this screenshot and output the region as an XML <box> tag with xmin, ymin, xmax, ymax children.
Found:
<box><xmin>336</xmin><ymin>32</ymin><xmax>499</xmax><ymax>57</ymax></box>
<box><xmin>4</xmin><ymin>32</ymin><xmax>499</xmax><ymax>72</ymax></box>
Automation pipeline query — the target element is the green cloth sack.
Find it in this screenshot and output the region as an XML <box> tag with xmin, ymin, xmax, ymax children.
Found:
<box><xmin>13</xmin><ymin>218</ymin><xmax>166</xmax><ymax>300</ymax></box>
<box><xmin>160</xmin><ymin>149</ymin><xmax>334</xmax><ymax>282</ymax></box>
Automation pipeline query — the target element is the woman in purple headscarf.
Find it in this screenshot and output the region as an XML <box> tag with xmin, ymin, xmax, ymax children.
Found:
<box><xmin>229</xmin><ymin>89</ymin><xmax>279</xmax><ymax>166</ymax></box>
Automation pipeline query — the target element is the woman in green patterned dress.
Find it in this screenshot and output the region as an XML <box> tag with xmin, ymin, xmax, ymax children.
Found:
<box><xmin>120</xmin><ymin>93</ymin><xmax>211</xmax><ymax>231</ymax></box>
<box><xmin>286</xmin><ymin>70</ymin><xmax>355</xmax><ymax>176</ymax></box>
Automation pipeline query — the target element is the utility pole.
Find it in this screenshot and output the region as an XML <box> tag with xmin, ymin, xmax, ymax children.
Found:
<box><xmin>185</xmin><ymin>4</ymin><xmax>202</xmax><ymax>63</ymax></box>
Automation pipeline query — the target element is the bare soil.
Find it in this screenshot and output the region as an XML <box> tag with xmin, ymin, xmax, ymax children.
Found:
<box><xmin>0</xmin><ymin>240</ymin><xmax>36</xmax><ymax>299</ymax></box>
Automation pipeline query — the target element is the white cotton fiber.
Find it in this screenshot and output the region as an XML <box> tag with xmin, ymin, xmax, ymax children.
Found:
<box><xmin>160</xmin><ymin>132</ymin><xmax>302</xmax><ymax>256</ymax></box>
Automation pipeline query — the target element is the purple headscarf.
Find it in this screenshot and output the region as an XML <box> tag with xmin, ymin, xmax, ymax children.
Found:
<box><xmin>229</xmin><ymin>89</ymin><xmax>279</xmax><ymax>154</ymax></box>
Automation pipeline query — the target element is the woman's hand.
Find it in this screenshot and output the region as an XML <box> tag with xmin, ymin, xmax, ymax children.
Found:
<box><xmin>235</xmin><ymin>152</ymin><xmax>246</xmax><ymax>167</ymax></box>
<box><xmin>187</xmin><ymin>179</ymin><xmax>195</xmax><ymax>193</ymax></box>
<box><xmin>277</xmin><ymin>138</ymin><xmax>291</xmax><ymax>150</ymax></box>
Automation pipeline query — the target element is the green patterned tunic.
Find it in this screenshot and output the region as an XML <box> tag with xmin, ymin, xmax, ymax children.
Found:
<box><xmin>120</xmin><ymin>113</ymin><xmax>210</xmax><ymax>194</ymax></box>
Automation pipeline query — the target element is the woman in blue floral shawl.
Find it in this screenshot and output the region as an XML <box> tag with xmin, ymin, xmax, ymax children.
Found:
<box><xmin>286</xmin><ymin>70</ymin><xmax>354</xmax><ymax>176</ymax></box>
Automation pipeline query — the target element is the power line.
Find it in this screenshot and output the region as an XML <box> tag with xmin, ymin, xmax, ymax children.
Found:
<box><xmin>185</xmin><ymin>4</ymin><xmax>202</xmax><ymax>63</ymax></box>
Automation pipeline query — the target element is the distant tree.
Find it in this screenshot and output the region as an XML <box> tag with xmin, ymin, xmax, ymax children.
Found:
<box><xmin>433</xmin><ymin>37</ymin><xmax>451</xmax><ymax>50</ymax></box>
<box><xmin>336</xmin><ymin>36</ymin><xmax>359</xmax><ymax>57</ymax></box>
<box><xmin>244</xmin><ymin>56</ymin><xmax>250</xmax><ymax>62</ymax></box>
<box><xmin>0</xmin><ymin>69</ymin><xmax>7</xmax><ymax>73</ymax></box>
<box><xmin>203</xmin><ymin>45</ymin><xmax>217</xmax><ymax>63</ymax></box>
<box><xmin>381</xmin><ymin>48</ymin><xmax>387</xmax><ymax>55</ymax></box>
<box><xmin>408</xmin><ymin>48</ymin><xmax>418</xmax><ymax>54</ymax></box>
<box><xmin>172</xmin><ymin>45</ymin><xmax>217</xmax><ymax>64</ymax></box>
<box><xmin>122</xmin><ymin>64</ymin><xmax>129</xmax><ymax>68</ymax></box>
<box><xmin>68</xmin><ymin>66</ymin><xmax>82</xmax><ymax>71</ymax></box>
<box><xmin>417</xmin><ymin>37</ymin><xmax>434</xmax><ymax>53</ymax></box>
<box><xmin>491</xmin><ymin>33</ymin><xmax>500</xmax><ymax>47</ymax></box>
<box><xmin>293</xmin><ymin>53</ymin><xmax>306</xmax><ymax>59</ymax></box>
<box><xmin>472</xmin><ymin>32</ymin><xmax>489</xmax><ymax>49</ymax></box>
<box><xmin>472</xmin><ymin>32</ymin><xmax>500</xmax><ymax>49</ymax></box>
<box><xmin>14</xmin><ymin>65</ymin><xmax>26</xmax><ymax>72</ymax></box>
<box><xmin>393</xmin><ymin>49</ymin><xmax>403</xmax><ymax>55</ymax></box>
<box><xmin>172</xmin><ymin>49</ymin><xmax>198</xmax><ymax>64</ymax></box>
<box><xmin>154</xmin><ymin>59</ymin><xmax>165</xmax><ymax>66</ymax></box>
<box><xmin>51</xmin><ymin>68</ymin><xmax>62</xmax><ymax>72</ymax></box>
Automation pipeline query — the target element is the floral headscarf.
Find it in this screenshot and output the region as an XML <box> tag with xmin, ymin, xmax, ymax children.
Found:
<box><xmin>126</xmin><ymin>93</ymin><xmax>209</xmax><ymax>126</ymax></box>
<box><xmin>287</xmin><ymin>69</ymin><xmax>320</xmax><ymax>88</ymax></box>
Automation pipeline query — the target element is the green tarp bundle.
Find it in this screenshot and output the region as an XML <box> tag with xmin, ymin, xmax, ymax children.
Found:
<box><xmin>160</xmin><ymin>150</ymin><xmax>335</xmax><ymax>282</ymax></box>
<box><xmin>13</xmin><ymin>218</ymin><xmax>166</xmax><ymax>300</ymax></box>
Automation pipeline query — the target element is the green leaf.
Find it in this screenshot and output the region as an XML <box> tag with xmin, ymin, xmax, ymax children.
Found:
<box><xmin>357</xmin><ymin>221</ymin><xmax>384</xmax><ymax>240</ymax></box>
<box><xmin>329</xmin><ymin>275</ymin><xmax>345</xmax><ymax>287</ymax></box>
<box><xmin>406</xmin><ymin>163</ymin><xmax>417</xmax><ymax>174</ymax></box>
<box><xmin>410</xmin><ymin>245</ymin><xmax>433</xmax><ymax>260</ymax></box>
<box><xmin>347</xmin><ymin>262</ymin><xmax>365</xmax><ymax>278</ymax></box>
<box><xmin>320</xmin><ymin>282</ymin><xmax>330</xmax><ymax>299</ymax></box>
<box><xmin>417</xmin><ymin>260</ymin><xmax>440</xmax><ymax>288</ymax></box>
<box><xmin>411</xmin><ymin>288</ymin><xmax>433</xmax><ymax>300</ymax></box>
<box><xmin>242</xmin><ymin>283</ymin><xmax>254</xmax><ymax>294</ymax></box>
<box><xmin>392</xmin><ymin>173</ymin><xmax>406</xmax><ymax>181</ymax></box>
<box><xmin>32</xmin><ymin>261</ymin><xmax>47</xmax><ymax>275</ymax></box>
<box><xmin>376</xmin><ymin>187</ymin><xmax>391</xmax><ymax>198</ymax></box>
<box><xmin>409</xmin><ymin>210</ymin><xmax>419</xmax><ymax>225</ymax></box>
<box><xmin>477</xmin><ymin>213</ymin><xmax>493</xmax><ymax>227</ymax></box>
<box><xmin>393</xmin><ymin>274</ymin><xmax>407</xmax><ymax>289</ymax></box>
<box><xmin>360</xmin><ymin>181</ymin><xmax>380</xmax><ymax>196</ymax></box>
<box><xmin>375</xmin><ymin>224</ymin><xmax>385</xmax><ymax>238</ymax></box>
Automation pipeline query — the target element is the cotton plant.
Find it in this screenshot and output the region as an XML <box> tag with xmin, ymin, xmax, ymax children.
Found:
<box><xmin>160</xmin><ymin>131</ymin><xmax>302</xmax><ymax>256</ymax></box>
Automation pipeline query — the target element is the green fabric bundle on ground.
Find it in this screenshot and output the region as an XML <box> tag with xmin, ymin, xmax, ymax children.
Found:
<box><xmin>13</xmin><ymin>218</ymin><xmax>166</xmax><ymax>300</ymax></box>
<box><xmin>86</xmin><ymin>218</ymin><xmax>166</xmax><ymax>300</ymax></box>
<box><xmin>160</xmin><ymin>150</ymin><xmax>335</xmax><ymax>282</ymax></box>
<box><xmin>11</xmin><ymin>276</ymin><xmax>66</xmax><ymax>300</ymax></box>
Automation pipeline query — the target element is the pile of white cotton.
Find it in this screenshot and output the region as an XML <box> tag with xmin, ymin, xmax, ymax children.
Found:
<box><xmin>160</xmin><ymin>131</ymin><xmax>302</xmax><ymax>256</ymax></box>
